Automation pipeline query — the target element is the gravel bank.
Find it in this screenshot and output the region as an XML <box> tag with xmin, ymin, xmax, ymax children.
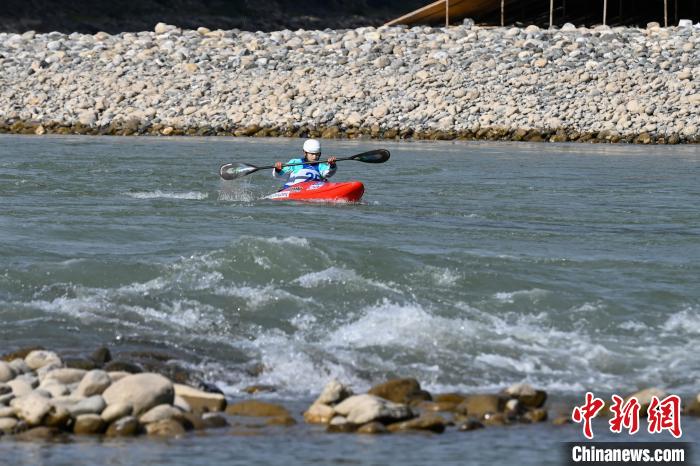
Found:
<box><xmin>0</xmin><ymin>21</ymin><xmax>698</xmax><ymax>143</ymax></box>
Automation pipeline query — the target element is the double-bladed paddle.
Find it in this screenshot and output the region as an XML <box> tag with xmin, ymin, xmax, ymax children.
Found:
<box><xmin>219</xmin><ymin>149</ymin><xmax>390</xmax><ymax>181</ymax></box>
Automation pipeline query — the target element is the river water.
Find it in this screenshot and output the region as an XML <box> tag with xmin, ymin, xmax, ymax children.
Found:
<box><xmin>1</xmin><ymin>134</ymin><xmax>698</xmax><ymax>464</ymax></box>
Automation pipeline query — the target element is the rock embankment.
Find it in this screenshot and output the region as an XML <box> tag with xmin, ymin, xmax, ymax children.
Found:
<box><xmin>0</xmin><ymin>21</ymin><xmax>698</xmax><ymax>143</ymax></box>
<box><xmin>3</xmin><ymin>347</ymin><xmax>700</xmax><ymax>441</ymax></box>
<box><xmin>0</xmin><ymin>348</ymin><xmax>228</xmax><ymax>439</ymax></box>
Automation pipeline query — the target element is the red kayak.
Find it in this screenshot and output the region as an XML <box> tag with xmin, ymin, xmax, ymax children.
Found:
<box><xmin>264</xmin><ymin>181</ymin><xmax>364</xmax><ymax>203</ymax></box>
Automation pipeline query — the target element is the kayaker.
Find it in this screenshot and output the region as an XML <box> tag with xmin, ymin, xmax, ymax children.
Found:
<box><xmin>273</xmin><ymin>139</ymin><xmax>337</xmax><ymax>189</ymax></box>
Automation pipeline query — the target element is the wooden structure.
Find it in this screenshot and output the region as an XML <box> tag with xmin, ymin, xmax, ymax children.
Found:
<box><xmin>385</xmin><ymin>0</ymin><xmax>699</xmax><ymax>28</ymax></box>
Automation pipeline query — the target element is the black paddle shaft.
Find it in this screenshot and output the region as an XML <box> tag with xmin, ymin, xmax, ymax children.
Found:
<box><xmin>219</xmin><ymin>149</ymin><xmax>390</xmax><ymax>180</ymax></box>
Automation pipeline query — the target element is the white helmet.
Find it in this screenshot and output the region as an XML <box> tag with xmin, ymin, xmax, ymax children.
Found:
<box><xmin>303</xmin><ymin>139</ymin><xmax>321</xmax><ymax>154</ymax></box>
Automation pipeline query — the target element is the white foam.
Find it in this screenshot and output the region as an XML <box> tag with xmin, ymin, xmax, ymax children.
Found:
<box><xmin>294</xmin><ymin>267</ymin><xmax>360</xmax><ymax>287</ymax></box>
<box><xmin>493</xmin><ymin>288</ymin><xmax>550</xmax><ymax>303</ymax></box>
<box><xmin>124</xmin><ymin>190</ymin><xmax>208</xmax><ymax>200</ymax></box>
<box><xmin>662</xmin><ymin>306</ymin><xmax>700</xmax><ymax>334</ymax></box>
<box><xmin>326</xmin><ymin>299</ymin><xmax>476</xmax><ymax>348</ymax></box>
<box><xmin>259</xmin><ymin>236</ymin><xmax>310</xmax><ymax>247</ymax></box>
<box><xmin>214</xmin><ymin>284</ymin><xmax>314</xmax><ymax>309</ymax></box>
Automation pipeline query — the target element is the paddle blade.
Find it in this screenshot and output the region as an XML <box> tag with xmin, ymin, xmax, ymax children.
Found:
<box><xmin>219</xmin><ymin>162</ymin><xmax>259</xmax><ymax>180</ymax></box>
<box><xmin>351</xmin><ymin>149</ymin><xmax>390</xmax><ymax>163</ymax></box>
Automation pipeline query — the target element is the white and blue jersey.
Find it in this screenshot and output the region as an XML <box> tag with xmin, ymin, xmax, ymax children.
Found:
<box><xmin>272</xmin><ymin>158</ymin><xmax>336</xmax><ymax>189</ymax></box>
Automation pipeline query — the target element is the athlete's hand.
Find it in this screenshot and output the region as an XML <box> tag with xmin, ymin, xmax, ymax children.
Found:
<box><xmin>327</xmin><ymin>156</ymin><xmax>337</xmax><ymax>165</ymax></box>
<box><xmin>274</xmin><ymin>161</ymin><xmax>283</xmax><ymax>171</ymax></box>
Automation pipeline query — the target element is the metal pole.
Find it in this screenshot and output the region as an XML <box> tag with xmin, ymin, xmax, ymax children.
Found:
<box><xmin>664</xmin><ymin>0</ymin><xmax>668</xmax><ymax>27</ymax></box>
<box><xmin>446</xmin><ymin>0</ymin><xmax>449</xmax><ymax>27</ymax></box>
<box><xmin>550</xmin><ymin>0</ymin><xmax>554</xmax><ymax>27</ymax></box>
<box><xmin>603</xmin><ymin>0</ymin><xmax>607</xmax><ymax>25</ymax></box>
<box><xmin>675</xmin><ymin>0</ymin><xmax>678</xmax><ymax>24</ymax></box>
<box><xmin>501</xmin><ymin>0</ymin><xmax>505</xmax><ymax>26</ymax></box>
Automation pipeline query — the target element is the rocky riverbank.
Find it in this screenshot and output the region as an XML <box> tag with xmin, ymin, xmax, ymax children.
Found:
<box><xmin>2</xmin><ymin>346</ymin><xmax>700</xmax><ymax>440</ymax></box>
<box><xmin>0</xmin><ymin>21</ymin><xmax>699</xmax><ymax>144</ymax></box>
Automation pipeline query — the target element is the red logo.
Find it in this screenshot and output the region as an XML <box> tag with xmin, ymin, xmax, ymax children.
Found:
<box><xmin>608</xmin><ymin>395</ymin><xmax>640</xmax><ymax>434</ymax></box>
<box><xmin>572</xmin><ymin>392</ymin><xmax>683</xmax><ymax>439</ymax></box>
<box><xmin>572</xmin><ymin>392</ymin><xmax>605</xmax><ymax>439</ymax></box>
<box><xmin>648</xmin><ymin>395</ymin><xmax>682</xmax><ymax>438</ymax></box>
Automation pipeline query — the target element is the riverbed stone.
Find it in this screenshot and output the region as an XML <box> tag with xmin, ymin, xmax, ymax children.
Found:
<box><xmin>0</xmin><ymin>362</ymin><xmax>15</xmax><ymax>383</ymax></box>
<box><xmin>11</xmin><ymin>392</ymin><xmax>52</xmax><ymax>426</ymax></box>
<box><xmin>0</xmin><ymin>417</ymin><xmax>18</xmax><ymax>432</ymax></box>
<box><xmin>43</xmin><ymin>368</ymin><xmax>87</xmax><ymax>385</ymax></box>
<box><xmin>68</xmin><ymin>395</ymin><xmax>106</xmax><ymax>416</ymax></box>
<box><xmin>102</xmin><ymin>373</ymin><xmax>174</xmax><ymax>416</ymax></box>
<box><xmin>225</xmin><ymin>400</ymin><xmax>290</xmax><ymax>417</ymax></box>
<box><xmin>304</xmin><ymin>402</ymin><xmax>335</xmax><ymax>424</ymax></box>
<box><xmin>139</xmin><ymin>404</ymin><xmax>183</xmax><ymax>424</ymax></box>
<box><xmin>145</xmin><ymin>419</ymin><xmax>186</xmax><ymax>437</ymax></box>
<box><xmin>173</xmin><ymin>383</ymin><xmax>225</xmax><ymax>413</ymax></box>
<box><xmin>25</xmin><ymin>350</ymin><xmax>62</xmax><ymax>370</ymax></box>
<box><xmin>315</xmin><ymin>379</ymin><xmax>353</xmax><ymax>405</ymax></box>
<box><xmin>333</xmin><ymin>394</ymin><xmax>414</xmax><ymax>425</ymax></box>
<box><xmin>456</xmin><ymin>394</ymin><xmax>507</xmax><ymax>419</ymax></box>
<box><xmin>387</xmin><ymin>413</ymin><xmax>447</xmax><ymax>433</ymax></box>
<box><xmin>368</xmin><ymin>378</ymin><xmax>431</xmax><ymax>404</ymax></box>
<box><xmin>75</xmin><ymin>370</ymin><xmax>111</xmax><ymax>397</ymax></box>
<box><xmin>101</xmin><ymin>402</ymin><xmax>133</xmax><ymax>423</ymax></box>
<box><xmin>105</xmin><ymin>415</ymin><xmax>140</xmax><ymax>437</ymax></box>
<box><xmin>504</xmin><ymin>383</ymin><xmax>547</xmax><ymax>408</ymax></box>
<box><xmin>74</xmin><ymin>414</ymin><xmax>106</xmax><ymax>434</ymax></box>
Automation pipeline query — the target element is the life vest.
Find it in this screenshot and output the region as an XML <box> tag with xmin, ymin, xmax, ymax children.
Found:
<box><xmin>272</xmin><ymin>158</ymin><xmax>337</xmax><ymax>188</ymax></box>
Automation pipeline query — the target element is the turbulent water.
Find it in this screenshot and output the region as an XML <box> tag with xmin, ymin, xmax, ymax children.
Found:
<box><xmin>2</xmin><ymin>134</ymin><xmax>700</xmax><ymax>399</ymax></box>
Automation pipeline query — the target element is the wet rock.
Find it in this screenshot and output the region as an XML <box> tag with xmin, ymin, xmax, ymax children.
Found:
<box><xmin>8</xmin><ymin>378</ymin><xmax>34</xmax><ymax>397</ymax></box>
<box><xmin>145</xmin><ymin>419</ymin><xmax>186</xmax><ymax>437</ymax></box>
<box><xmin>303</xmin><ymin>402</ymin><xmax>334</xmax><ymax>424</ymax></box>
<box><xmin>44</xmin><ymin>405</ymin><xmax>72</xmax><ymax>429</ymax></box>
<box><xmin>64</xmin><ymin>358</ymin><xmax>97</xmax><ymax>371</ymax></box>
<box><xmin>457</xmin><ymin>418</ymin><xmax>485</xmax><ymax>431</ymax></box>
<box><xmin>25</xmin><ymin>351</ymin><xmax>62</xmax><ymax>370</ymax></box>
<box><xmin>1</xmin><ymin>347</ymin><xmax>44</xmax><ymax>362</ymax></box>
<box><xmin>504</xmin><ymin>383</ymin><xmax>547</xmax><ymax>409</ymax></box>
<box><xmin>201</xmin><ymin>412</ymin><xmax>228</xmax><ymax>428</ymax></box>
<box><xmin>523</xmin><ymin>408</ymin><xmax>548</xmax><ymax>423</ymax></box>
<box><xmin>102</xmin><ymin>373</ymin><xmax>174</xmax><ymax>416</ymax></box>
<box><xmin>387</xmin><ymin>413</ymin><xmax>447</xmax><ymax>433</ymax></box>
<box><xmin>15</xmin><ymin>426</ymin><xmax>62</xmax><ymax>441</ymax></box>
<box><xmin>333</xmin><ymin>394</ymin><xmax>414</xmax><ymax>425</ymax></box>
<box><xmin>357</xmin><ymin>421</ymin><xmax>388</xmax><ymax>434</ymax></box>
<box><xmin>8</xmin><ymin>359</ymin><xmax>31</xmax><ymax>375</ymax></box>
<box><xmin>91</xmin><ymin>347</ymin><xmax>112</xmax><ymax>366</ymax></box>
<box><xmin>75</xmin><ymin>370</ymin><xmax>111</xmax><ymax>397</ymax></box>
<box><xmin>74</xmin><ymin>414</ymin><xmax>106</xmax><ymax>434</ymax></box>
<box><xmin>105</xmin><ymin>415</ymin><xmax>140</xmax><ymax>437</ymax></box>
<box><xmin>0</xmin><ymin>362</ymin><xmax>15</xmax><ymax>383</ymax></box>
<box><xmin>242</xmin><ymin>384</ymin><xmax>277</xmax><ymax>394</ymax></box>
<box><xmin>456</xmin><ymin>394</ymin><xmax>507</xmax><ymax>419</ymax></box>
<box><xmin>174</xmin><ymin>383</ymin><xmax>226</xmax><ymax>413</ymax></box>
<box><xmin>11</xmin><ymin>393</ymin><xmax>52</xmax><ymax>426</ymax></box>
<box><xmin>69</xmin><ymin>395</ymin><xmax>106</xmax><ymax>416</ymax></box>
<box><xmin>43</xmin><ymin>368</ymin><xmax>87</xmax><ymax>385</ymax></box>
<box><xmin>101</xmin><ymin>402</ymin><xmax>133</xmax><ymax>423</ymax></box>
<box><xmin>315</xmin><ymin>379</ymin><xmax>353</xmax><ymax>405</ymax></box>
<box><xmin>433</xmin><ymin>393</ymin><xmax>467</xmax><ymax>404</ymax></box>
<box><xmin>139</xmin><ymin>404</ymin><xmax>183</xmax><ymax>424</ymax></box>
<box><xmin>368</xmin><ymin>378</ymin><xmax>431</xmax><ymax>404</ymax></box>
<box><xmin>0</xmin><ymin>417</ymin><xmax>19</xmax><ymax>433</ymax></box>
<box><xmin>103</xmin><ymin>361</ymin><xmax>143</xmax><ymax>374</ymax></box>
<box><xmin>225</xmin><ymin>400</ymin><xmax>290</xmax><ymax>418</ymax></box>
<box><xmin>266</xmin><ymin>415</ymin><xmax>297</xmax><ymax>426</ymax></box>
<box><xmin>482</xmin><ymin>412</ymin><xmax>508</xmax><ymax>426</ymax></box>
